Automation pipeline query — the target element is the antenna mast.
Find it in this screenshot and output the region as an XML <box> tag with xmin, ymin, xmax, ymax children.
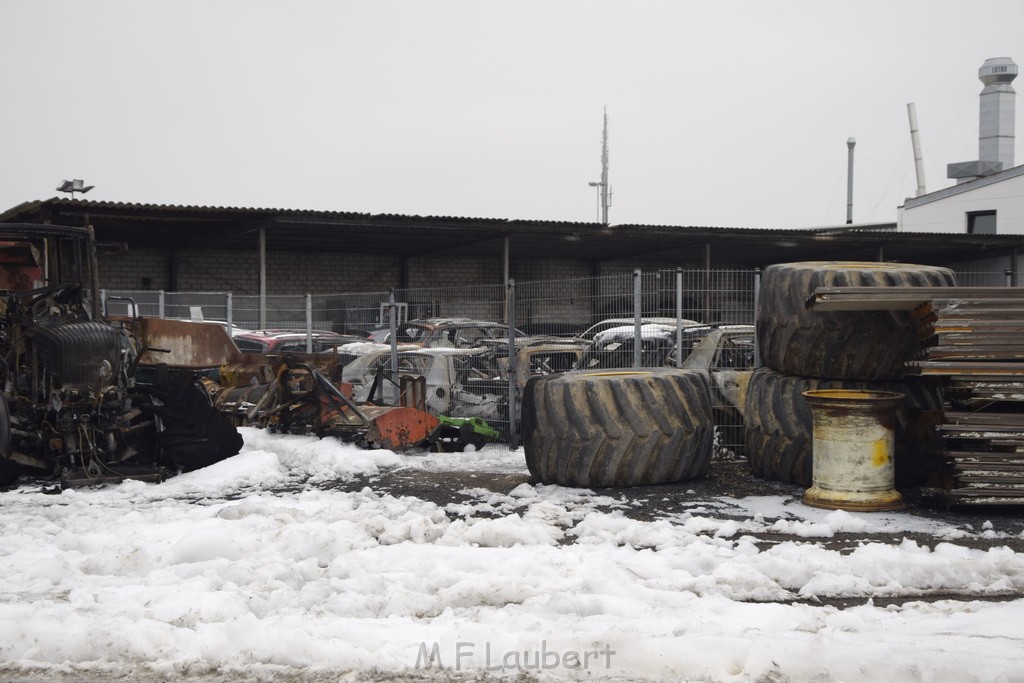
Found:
<box><xmin>588</xmin><ymin>107</ymin><xmax>612</xmax><ymax>224</ymax></box>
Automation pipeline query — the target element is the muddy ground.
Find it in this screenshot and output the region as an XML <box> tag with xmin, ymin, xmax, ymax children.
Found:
<box><xmin>344</xmin><ymin>451</ymin><xmax>1024</xmax><ymax>553</ymax></box>
<box><xmin>332</xmin><ymin>451</ymin><xmax>1024</xmax><ymax>608</ymax></box>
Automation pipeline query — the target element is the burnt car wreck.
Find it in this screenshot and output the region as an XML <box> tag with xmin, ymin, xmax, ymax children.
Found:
<box><xmin>0</xmin><ymin>224</ymin><xmax>243</xmax><ymax>489</ymax></box>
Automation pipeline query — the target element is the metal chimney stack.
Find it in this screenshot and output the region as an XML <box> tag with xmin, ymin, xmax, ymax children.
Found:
<box><xmin>846</xmin><ymin>138</ymin><xmax>855</xmax><ymax>224</ymax></box>
<box><xmin>948</xmin><ymin>57</ymin><xmax>1018</xmax><ymax>183</ymax></box>
<box><xmin>978</xmin><ymin>57</ymin><xmax>1017</xmax><ymax>169</ymax></box>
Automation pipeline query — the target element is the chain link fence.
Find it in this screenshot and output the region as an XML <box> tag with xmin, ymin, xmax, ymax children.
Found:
<box><xmin>101</xmin><ymin>266</ymin><xmax>1019</xmax><ymax>452</ymax></box>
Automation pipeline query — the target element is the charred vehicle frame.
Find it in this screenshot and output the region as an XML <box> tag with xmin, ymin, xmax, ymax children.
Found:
<box><xmin>0</xmin><ymin>224</ymin><xmax>242</xmax><ymax>488</ymax></box>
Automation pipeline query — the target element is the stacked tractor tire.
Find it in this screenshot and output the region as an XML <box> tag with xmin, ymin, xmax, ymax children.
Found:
<box><xmin>745</xmin><ymin>261</ymin><xmax>954</xmax><ymax>489</ymax></box>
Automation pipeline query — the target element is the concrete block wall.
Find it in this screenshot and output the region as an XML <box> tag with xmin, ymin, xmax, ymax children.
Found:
<box><xmin>101</xmin><ymin>249</ymin><xmax>401</xmax><ymax>295</ymax></box>
<box><xmin>266</xmin><ymin>252</ymin><xmax>399</xmax><ymax>294</ymax></box>
<box><xmin>176</xmin><ymin>250</ymin><xmax>260</xmax><ymax>293</ymax></box>
<box><xmin>405</xmin><ymin>255</ymin><xmax>500</xmax><ymax>289</ymax></box>
<box><xmin>98</xmin><ymin>247</ymin><xmax>168</xmax><ymax>291</ymax></box>
<box><xmin>512</xmin><ymin>258</ymin><xmax>602</xmax><ymax>329</ymax></box>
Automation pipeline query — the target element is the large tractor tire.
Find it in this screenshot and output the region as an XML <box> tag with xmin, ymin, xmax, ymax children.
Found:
<box><xmin>521</xmin><ymin>369</ymin><xmax>715</xmax><ymax>487</ymax></box>
<box><xmin>141</xmin><ymin>379</ymin><xmax>244</xmax><ymax>472</ymax></box>
<box><xmin>743</xmin><ymin>368</ymin><xmax>943</xmax><ymax>488</ymax></box>
<box><xmin>757</xmin><ymin>262</ymin><xmax>956</xmax><ymax>380</ymax></box>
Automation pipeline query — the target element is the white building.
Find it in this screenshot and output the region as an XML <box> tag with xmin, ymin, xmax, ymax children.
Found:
<box><xmin>899</xmin><ymin>57</ymin><xmax>1023</xmax><ymax>238</ymax></box>
<box><xmin>898</xmin><ymin>163</ymin><xmax>1024</xmax><ymax>235</ymax></box>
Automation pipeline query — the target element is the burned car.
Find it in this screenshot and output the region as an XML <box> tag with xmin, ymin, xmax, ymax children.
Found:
<box><xmin>336</xmin><ymin>339</ymin><xmax>586</xmax><ymax>437</ymax></box>
<box><xmin>0</xmin><ymin>224</ymin><xmax>242</xmax><ymax>488</ymax></box>
<box><xmin>574</xmin><ymin>323</ymin><xmax>687</xmax><ymax>369</ymax></box>
<box><xmin>233</xmin><ymin>328</ymin><xmax>365</xmax><ymax>354</ymax></box>
<box><xmin>579</xmin><ymin>316</ymin><xmax>701</xmax><ymax>341</ymax></box>
<box><xmin>342</xmin><ymin>347</ymin><xmax>506</xmax><ymax>424</ymax></box>
<box><xmin>369</xmin><ymin>318</ymin><xmax>526</xmax><ymax>349</ymax></box>
<box><xmin>675</xmin><ymin>325</ymin><xmax>756</xmax><ymax>454</ymax></box>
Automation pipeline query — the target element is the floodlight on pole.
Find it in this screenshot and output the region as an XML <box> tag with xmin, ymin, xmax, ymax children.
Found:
<box><xmin>56</xmin><ymin>179</ymin><xmax>95</xmax><ymax>199</ymax></box>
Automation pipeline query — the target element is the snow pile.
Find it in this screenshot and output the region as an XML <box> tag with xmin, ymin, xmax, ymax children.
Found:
<box><xmin>0</xmin><ymin>432</ymin><xmax>1022</xmax><ymax>681</ymax></box>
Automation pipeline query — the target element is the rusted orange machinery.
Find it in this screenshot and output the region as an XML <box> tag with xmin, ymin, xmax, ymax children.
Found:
<box><xmin>238</xmin><ymin>359</ymin><xmax>439</xmax><ymax>451</ymax></box>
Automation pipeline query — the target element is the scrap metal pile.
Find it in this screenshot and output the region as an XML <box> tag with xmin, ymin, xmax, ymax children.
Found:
<box><xmin>808</xmin><ymin>285</ymin><xmax>1024</xmax><ymax>506</ymax></box>
<box><xmin>0</xmin><ymin>225</ymin><xmax>244</xmax><ymax>490</ymax></box>
<box><xmin>216</xmin><ymin>358</ymin><xmax>440</xmax><ymax>451</ymax></box>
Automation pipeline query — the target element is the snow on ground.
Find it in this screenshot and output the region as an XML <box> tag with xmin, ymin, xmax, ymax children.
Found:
<box><xmin>1</xmin><ymin>429</ymin><xmax>1023</xmax><ymax>681</ymax></box>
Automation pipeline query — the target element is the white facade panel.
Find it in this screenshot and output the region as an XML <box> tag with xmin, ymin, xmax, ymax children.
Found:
<box><xmin>899</xmin><ymin>171</ymin><xmax>1024</xmax><ymax>234</ymax></box>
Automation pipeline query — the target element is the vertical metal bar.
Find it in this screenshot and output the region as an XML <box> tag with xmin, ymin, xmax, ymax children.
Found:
<box><xmin>1012</xmin><ymin>250</ymin><xmax>1019</xmax><ymax>287</ymax></box>
<box><xmin>389</xmin><ymin>288</ymin><xmax>399</xmax><ymax>387</ymax></box>
<box><xmin>704</xmin><ymin>244</ymin><xmax>712</xmax><ymax>322</ymax></box>
<box><xmin>502</xmin><ymin>237</ymin><xmax>511</xmax><ymax>323</ymax></box>
<box><xmin>100</xmin><ymin>289</ymin><xmax>106</xmax><ymax>317</ymax></box>
<box><xmin>753</xmin><ymin>268</ymin><xmax>762</xmax><ymax>368</ymax></box>
<box><xmin>225</xmin><ymin>292</ymin><xmax>233</xmax><ymax>337</ymax></box>
<box><xmin>305</xmin><ymin>293</ymin><xmax>313</xmax><ymax>353</ymax></box>
<box><xmin>675</xmin><ymin>267</ymin><xmax>684</xmax><ymax>368</ymax></box>
<box><xmin>507</xmin><ymin>278</ymin><xmax>519</xmax><ymax>449</ymax></box>
<box><xmin>86</xmin><ymin>225</ymin><xmax>100</xmax><ymax>320</ymax></box>
<box><xmin>158</xmin><ymin>290</ymin><xmax>166</xmax><ymax>319</ymax></box>
<box><xmin>1006</xmin><ymin>269</ymin><xmax>1013</xmax><ymax>287</ymax></box>
<box><xmin>259</xmin><ymin>227</ymin><xmax>267</xmax><ymax>329</ymax></box>
<box><xmin>878</xmin><ymin>246</ymin><xmax>885</xmax><ymax>262</ymax></box>
<box><xmin>633</xmin><ymin>268</ymin><xmax>642</xmax><ymax>368</ymax></box>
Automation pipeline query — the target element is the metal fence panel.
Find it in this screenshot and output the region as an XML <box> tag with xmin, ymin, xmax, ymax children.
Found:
<box><xmin>953</xmin><ymin>270</ymin><xmax>1020</xmax><ymax>287</ymax></box>
<box><xmin>105</xmin><ymin>269</ymin><xmax>760</xmax><ymax>453</ymax></box>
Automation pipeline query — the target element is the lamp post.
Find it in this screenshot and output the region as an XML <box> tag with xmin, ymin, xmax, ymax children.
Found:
<box><xmin>588</xmin><ymin>180</ymin><xmax>608</xmax><ymax>224</ymax></box>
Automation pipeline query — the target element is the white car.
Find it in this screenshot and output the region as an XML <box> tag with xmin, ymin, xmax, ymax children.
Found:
<box><xmin>580</xmin><ymin>317</ymin><xmax>701</xmax><ymax>340</ymax></box>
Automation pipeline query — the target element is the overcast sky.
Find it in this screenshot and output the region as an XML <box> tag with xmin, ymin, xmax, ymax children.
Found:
<box><xmin>1</xmin><ymin>1</ymin><xmax>1022</xmax><ymax>229</ymax></box>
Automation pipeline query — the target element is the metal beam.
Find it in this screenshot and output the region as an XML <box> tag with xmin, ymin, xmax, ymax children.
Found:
<box><xmin>259</xmin><ymin>226</ymin><xmax>267</xmax><ymax>328</ymax></box>
<box><xmin>807</xmin><ymin>286</ymin><xmax>1024</xmax><ymax>311</ymax></box>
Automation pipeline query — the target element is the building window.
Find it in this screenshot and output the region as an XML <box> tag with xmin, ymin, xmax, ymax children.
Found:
<box><xmin>967</xmin><ymin>210</ymin><xmax>996</xmax><ymax>234</ymax></box>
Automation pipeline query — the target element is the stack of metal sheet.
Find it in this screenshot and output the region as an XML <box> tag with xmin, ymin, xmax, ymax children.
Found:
<box><xmin>807</xmin><ymin>286</ymin><xmax>1024</xmax><ymax>505</ymax></box>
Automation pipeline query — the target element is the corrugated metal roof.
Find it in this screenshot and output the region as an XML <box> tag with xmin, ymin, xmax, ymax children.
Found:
<box><xmin>3</xmin><ymin>197</ymin><xmax>1023</xmax><ymax>269</ymax></box>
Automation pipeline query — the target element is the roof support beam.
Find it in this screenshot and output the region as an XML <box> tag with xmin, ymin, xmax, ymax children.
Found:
<box><xmin>259</xmin><ymin>226</ymin><xmax>267</xmax><ymax>329</ymax></box>
<box><xmin>591</xmin><ymin>238</ymin><xmax>712</xmax><ymax>264</ymax></box>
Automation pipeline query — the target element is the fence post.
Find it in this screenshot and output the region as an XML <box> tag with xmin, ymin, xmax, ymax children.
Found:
<box><xmin>305</xmin><ymin>293</ymin><xmax>313</xmax><ymax>353</ymax></box>
<box><xmin>507</xmin><ymin>278</ymin><xmax>519</xmax><ymax>449</ymax></box>
<box><xmin>389</xmin><ymin>288</ymin><xmax>399</xmax><ymax>386</ymax></box>
<box><xmin>1006</xmin><ymin>269</ymin><xmax>1013</xmax><ymax>287</ymax></box>
<box><xmin>753</xmin><ymin>268</ymin><xmax>762</xmax><ymax>369</ymax></box>
<box><xmin>675</xmin><ymin>267</ymin><xmax>684</xmax><ymax>368</ymax></box>
<box><xmin>158</xmin><ymin>290</ymin><xmax>165</xmax><ymax>319</ymax></box>
<box><xmin>633</xmin><ymin>269</ymin><xmax>642</xmax><ymax>368</ymax></box>
<box><xmin>225</xmin><ymin>292</ymin><xmax>233</xmax><ymax>335</ymax></box>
